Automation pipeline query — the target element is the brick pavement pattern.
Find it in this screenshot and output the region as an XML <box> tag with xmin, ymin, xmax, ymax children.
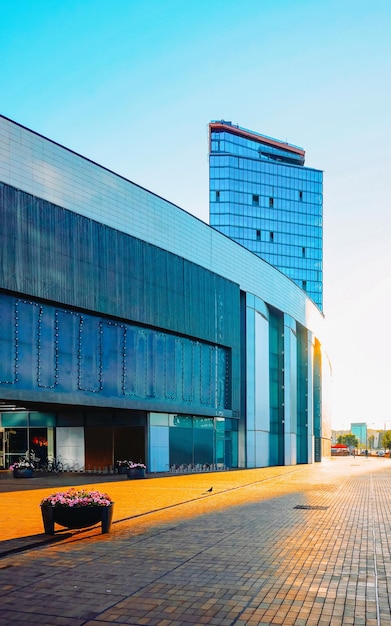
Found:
<box><xmin>0</xmin><ymin>457</ymin><xmax>390</xmax><ymax>625</ymax></box>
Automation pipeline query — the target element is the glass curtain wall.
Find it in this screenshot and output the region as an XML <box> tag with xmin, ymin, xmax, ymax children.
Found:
<box><xmin>269</xmin><ymin>309</ymin><xmax>284</xmax><ymax>465</ymax></box>
<box><xmin>168</xmin><ymin>415</ymin><xmax>238</xmax><ymax>468</ymax></box>
<box><xmin>296</xmin><ymin>325</ymin><xmax>308</xmax><ymax>463</ymax></box>
<box><xmin>0</xmin><ymin>411</ymin><xmax>55</xmax><ymax>468</ymax></box>
<box><xmin>209</xmin><ymin>124</ymin><xmax>323</xmax><ymax>310</ymax></box>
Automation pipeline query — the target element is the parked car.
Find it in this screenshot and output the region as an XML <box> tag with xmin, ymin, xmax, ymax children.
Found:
<box><xmin>376</xmin><ymin>450</ymin><xmax>385</xmax><ymax>456</ymax></box>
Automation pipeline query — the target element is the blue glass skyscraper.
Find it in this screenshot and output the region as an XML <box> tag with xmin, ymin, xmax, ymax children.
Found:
<box><xmin>209</xmin><ymin>121</ymin><xmax>323</xmax><ymax>310</ymax></box>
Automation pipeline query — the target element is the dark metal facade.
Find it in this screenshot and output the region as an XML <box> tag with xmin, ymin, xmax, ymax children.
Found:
<box><xmin>0</xmin><ymin>183</ymin><xmax>241</xmax><ymax>417</ymax></box>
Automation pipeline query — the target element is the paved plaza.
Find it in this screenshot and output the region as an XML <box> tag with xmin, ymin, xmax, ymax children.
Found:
<box><xmin>0</xmin><ymin>457</ymin><xmax>390</xmax><ymax>625</ymax></box>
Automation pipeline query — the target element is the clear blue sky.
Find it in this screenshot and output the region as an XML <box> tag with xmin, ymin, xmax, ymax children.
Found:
<box><xmin>2</xmin><ymin>0</ymin><xmax>391</xmax><ymax>430</ymax></box>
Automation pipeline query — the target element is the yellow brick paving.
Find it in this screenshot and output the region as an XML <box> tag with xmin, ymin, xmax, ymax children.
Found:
<box><xmin>0</xmin><ymin>466</ymin><xmax>301</xmax><ymax>542</ymax></box>
<box><xmin>0</xmin><ymin>458</ymin><xmax>390</xmax><ymax>625</ymax></box>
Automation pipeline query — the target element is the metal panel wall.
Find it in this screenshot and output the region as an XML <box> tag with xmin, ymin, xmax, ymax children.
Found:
<box><xmin>0</xmin><ymin>293</ymin><xmax>232</xmax><ymax>415</ymax></box>
<box><xmin>0</xmin><ymin>183</ymin><xmax>240</xmax><ymax>348</ymax></box>
<box><xmin>0</xmin><ymin>183</ymin><xmax>241</xmax><ymax>415</ymax></box>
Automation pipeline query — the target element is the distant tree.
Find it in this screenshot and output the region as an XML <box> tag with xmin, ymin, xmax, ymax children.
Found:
<box><xmin>382</xmin><ymin>430</ymin><xmax>391</xmax><ymax>452</ymax></box>
<box><xmin>367</xmin><ymin>435</ymin><xmax>375</xmax><ymax>450</ymax></box>
<box><xmin>337</xmin><ymin>434</ymin><xmax>359</xmax><ymax>448</ymax></box>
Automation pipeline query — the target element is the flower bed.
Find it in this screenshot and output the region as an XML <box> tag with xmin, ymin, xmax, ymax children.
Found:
<box><xmin>116</xmin><ymin>460</ymin><xmax>146</xmax><ymax>475</ymax></box>
<box><xmin>41</xmin><ymin>488</ymin><xmax>112</xmax><ymax>508</ymax></box>
<box><xmin>40</xmin><ymin>488</ymin><xmax>114</xmax><ymax>534</ymax></box>
<box><xmin>10</xmin><ymin>459</ymin><xmax>35</xmax><ymax>478</ymax></box>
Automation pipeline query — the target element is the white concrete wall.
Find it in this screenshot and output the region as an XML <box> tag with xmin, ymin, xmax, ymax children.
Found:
<box><xmin>56</xmin><ymin>426</ymin><xmax>85</xmax><ymax>470</ymax></box>
<box><xmin>246</xmin><ymin>295</ymin><xmax>270</xmax><ymax>467</ymax></box>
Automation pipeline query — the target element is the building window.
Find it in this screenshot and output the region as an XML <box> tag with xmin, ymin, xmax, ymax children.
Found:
<box><xmin>256</xmin><ymin>229</ymin><xmax>261</xmax><ymax>240</ymax></box>
<box><xmin>269</xmin><ymin>197</ymin><xmax>274</xmax><ymax>207</ymax></box>
<box><xmin>270</xmin><ymin>231</ymin><xmax>274</xmax><ymax>242</ymax></box>
<box><xmin>216</xmin><ymin>191</ymin><xmax>220</xmax><ymax>202</ymax></box>
<box><xmin>252</xmin><ymin>194</ymin><xmax>259</xmax><ymax>206</ymax></box>
<box><xmin>302</xmin><ymin>280</ymin><xmax>307</xmax><ymax>290</ymax></box>
<box><xmin>299</xmin><ymin>190</ymin><xmax>303</xmax><ymax>201</ymax></box>
<box><xmin>302</xmin><ymin>247</ymin><xmax>306</xmax><ymax>257</ymax></box>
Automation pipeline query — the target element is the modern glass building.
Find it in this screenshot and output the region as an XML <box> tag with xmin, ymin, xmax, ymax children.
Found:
<box><xmin>0</xmin><ymin>115</ymin><xmax>331</xmax><ymax>472</ymax></box>
<box><xmin>351</xmin><ymin>423</ymin><xmax>368</xmax><ymax>450</ymax></box>
<box><xmin>209</xmin><ymin>121</ymin><xmax>323</xmax><ymax>310</ymax></box>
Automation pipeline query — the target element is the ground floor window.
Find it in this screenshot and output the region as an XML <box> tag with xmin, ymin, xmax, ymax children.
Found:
<box><xmin>1</xmin><ymin>407</ymin><xmax>239</xmax><ymax>472</ymax></box>
<box><xmin>0</xmin><ymin>411</ymin><xmax>56</xmax><ymax>468</ymax></box>
<box><xmin>168</xmin><ymin>414</ymin><xmax>238</xmax><ymax>469</ymax></box>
